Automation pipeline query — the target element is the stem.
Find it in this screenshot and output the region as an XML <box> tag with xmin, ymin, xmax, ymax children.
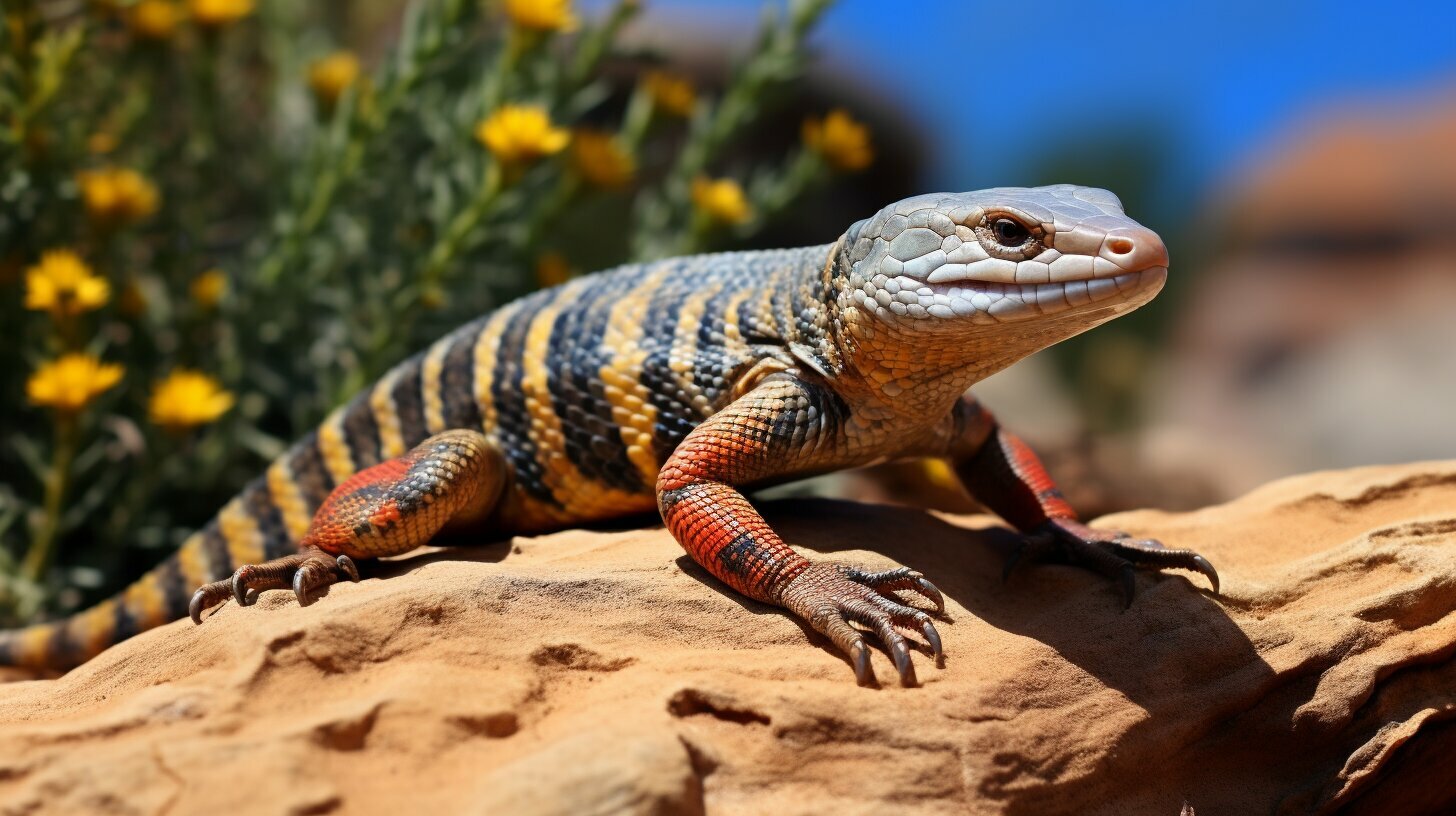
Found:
<box><xmin>630</xmin><ymin>0</ymin><xmax>836</xmax><ymax>258</ymax></box>
<box><xmin>619</xmin><ymin>84</ymin><xmax>654</xmax><ymax>153</ymax></box>
<box><xmin>749</xmin><ymin>147</ymin><xmax>823</xmax><ymax>228</ymax></box>
<box><xmin>482</xmin><ymin>29</ymin><xmax>528</xmax><ymax>112</ymax></box>
<box><xmin>420</xmin><ymin>160</ymin><xmax>505</xmax><ymax>290</ymax></box>
<box><xmin>254</xmin><ymin>0</ymin><xmax>477</xmax><ymax>287</ymax></box>
<box><xmin>566</xmin><ymin>0</ymin><xmax>640</xmax><ymax>89</ymax></box>
<box><xmin>22</xmin><ymin>413</ymin><xmax>77</xmax><ymax>582</ymax></box>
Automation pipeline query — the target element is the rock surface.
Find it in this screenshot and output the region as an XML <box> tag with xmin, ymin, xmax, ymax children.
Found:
<box><xmin>2</xmin><ymin>462</ymin><xmax>1455</xmax><ymax>815</ymax></box>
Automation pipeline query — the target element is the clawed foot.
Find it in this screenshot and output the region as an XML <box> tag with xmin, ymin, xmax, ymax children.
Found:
<box><xmin>189</xmin><ymin>547</ymin><xmax>360</xmax><ymax>624</ymax></box>
<box><xmin>1004</xmin><ymin>518</ymin><xmax>1219</xmax><ymax>607</ymax></box>
<box><xmin>780</xmin><ymin>564</ymin><xmax>945</xmax><ymax>688</ymax></box>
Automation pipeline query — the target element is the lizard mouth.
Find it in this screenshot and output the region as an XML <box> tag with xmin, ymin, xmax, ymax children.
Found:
<box><xmin>866</xmin><ymin>266</ymin><xmax>1166</xmax><ymax>325</ymax></box>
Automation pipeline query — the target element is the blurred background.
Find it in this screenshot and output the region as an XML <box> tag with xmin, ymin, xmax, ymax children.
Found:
<box><xmin>2</xmin><ymin>0</ymin><xmax>1453</xmax><ymax>625</ymax></box>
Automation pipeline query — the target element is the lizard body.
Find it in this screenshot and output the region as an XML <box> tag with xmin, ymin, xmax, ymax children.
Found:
<box><xmin>0</xmin><ymin>186</ymin><xmax>1216</xmax><ymax>684</ymax></box>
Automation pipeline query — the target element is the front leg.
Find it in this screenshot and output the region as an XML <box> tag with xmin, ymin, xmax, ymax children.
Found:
<box><xmin>658</xmin><ymin>375</ymin><xmax>944</xmax><ymax>687</ymax></box>
<box><xmin>947</xmin><ymin>397</ymin><xmax>1218</xmax><ymax>604</ymax></box>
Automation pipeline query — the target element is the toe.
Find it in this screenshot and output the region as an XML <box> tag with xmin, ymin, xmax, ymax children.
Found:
<box><xmin>292</xmin><ymin>570</ymin><xmax>310</xmax><ymax>606</ymax></box>
<box><xmin>1191</xmin><ymin>555</ymin><xmax>1220</xmax><ymax>594</ymax></box>
<box><xmin>888</xmin><ymin>637</ymin><xmax>916</xmax><ymax>687</ymax></box>
<box><xmin>783</xmin><ymin>564</ymin><xmax>951</xmax><ymax>687</ymax></box>
<box><xmin>292</xmin><ymin>559</ymin><xmax>338</xmax><ymax>606</ymax></box>
<box><xmin>920</xmin><ymin>621</ymin><xmax>943</xmax><ymax>662</ymax></box>
<box><xmin>231</xmin><ymin>570</ymin><xmax>251</xmax><ymax>605</ymax></box>
<box><xmin>189</xmin><ymin>590</ymin><xmax>207</xmax><ymax>625</ymax></box>
<box><xmin>336</xmin><ymin>555</ymin><xmax>360</xmax><ymax>582</ymax></box>
<box><xmin>1038</xmin><ymin>520</ymin><xmax>1221</xmax><ymax>603</ymax></box>
<box><xmin>189</xmin><ymin>582</ymin><xmax>229</xmax><ymax>625</ymax></box>
<box><xmin>849</xmin><ymin>640</ymin><xmax>874</xmax><ymax>686</ymax></box>
<box><xmin>871</xmin><ymin>596</ymin><xmax>942</xmax><ymax>665</ymax></box>
<box><xmin>846</xmin><ymin>566</ymin><xmax>946</xmax><ymax>614</ymax></box>
<box><xmin>847</xmin><ymin>604</ymin><xmax>918</xmax><ymax>687</ymax></box>
<box><xmin>910</xmin><ymin>575</ymin><xmax>946</xmax><ymax>614</ymax></box>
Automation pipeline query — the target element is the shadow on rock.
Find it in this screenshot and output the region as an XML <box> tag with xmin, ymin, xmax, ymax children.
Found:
<box><xmin>746</xmin><ymin>498</ymin><xmax>1271</xmax><ymax>710</ymax></box>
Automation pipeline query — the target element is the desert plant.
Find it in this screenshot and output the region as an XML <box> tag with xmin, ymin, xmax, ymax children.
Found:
<box><xmin>0</xmin><ymin>0</ymin><xmax>873</xmax><ymax>625</ymax></box>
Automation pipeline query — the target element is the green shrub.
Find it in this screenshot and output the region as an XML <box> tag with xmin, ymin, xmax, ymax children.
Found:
<box><xmin>0</xmin><ymin>0</ymin><xmax>872</xmax><ymax>624</ymax></box>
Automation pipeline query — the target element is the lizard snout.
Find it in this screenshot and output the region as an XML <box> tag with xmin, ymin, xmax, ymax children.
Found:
<box><xmin>1101</xmin><ymin>226</ymin><xmax>1169</xmax><ymax>272</ymax></box>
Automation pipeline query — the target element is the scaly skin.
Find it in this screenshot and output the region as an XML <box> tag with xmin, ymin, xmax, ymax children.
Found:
<box><xmin>0</xmin><ymin>185</ymin><xmax>1218</xmax><ymax>686</ymax></box>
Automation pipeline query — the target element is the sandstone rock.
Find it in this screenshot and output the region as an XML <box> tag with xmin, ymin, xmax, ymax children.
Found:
<box><xmin>1</xmin><ymin>462</ymin><xmax>1454</xmax><ymax>814</ymax></box>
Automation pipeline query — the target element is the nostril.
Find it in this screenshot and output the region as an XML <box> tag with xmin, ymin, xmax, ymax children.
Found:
<box><xmin>1107</xmin><ymin>237</ymin><xmax>1134</xmax><ymax>255</ymax></box>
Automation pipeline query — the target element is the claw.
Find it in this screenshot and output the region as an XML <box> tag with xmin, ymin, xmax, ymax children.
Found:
<box><xmin>913</xmin><ymin>576</ymin><xmax>946</xmax><ymax>614</ymax></box>
<box><xmin>1191</xmin><ymin>555</ymin><xmax>1220</xmax><ymax>594</ymax></box>
<box><xmin>189</xmin><ymin>590</ymin><xmax>207</xmax><ymax>625</ymax></box>
<box><xmin>292</xmin><ymin>570</ymin><xmax>312</xmax><ymax>606</ymax></box>
<box><xmin>889</xmin><ymin>639</ymin><xmax>917</xmax><ymax>687</ymax></box>
<box><xmin>336</xmin><ymin>555</ymin><xmax>360</xmax><ymax>582</ymax></box>
<box><xmin>850</xmin><ymin>640</ymin><xmax>874</xmax><ymax>687</ymax></box>
<box><xmin>231</xmin><ymin>571</ymin><xmax>250</xmax><ymax>605</ymax></box>
<box><xmin>921</xmin><ymin>620</ymin><xmax>943</xmax><ymax>663</ymax></box>
<box><xmin>1034</xmin><ymin>520</ymin><xmax>1219</xmax><ymax>608</ymax></box>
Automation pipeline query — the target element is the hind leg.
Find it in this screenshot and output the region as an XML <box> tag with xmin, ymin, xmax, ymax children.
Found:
<box><xmin>190</xmin><ymin>429</ymin><xmax>508</xmax><ymax>623</ymax></box>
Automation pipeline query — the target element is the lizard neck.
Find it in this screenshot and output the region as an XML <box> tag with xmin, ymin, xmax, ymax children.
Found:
<box><xmin>820</xmin><ymin>240</ymin><xmax>1123</xmax><ymax>421</ymax></box>
<box><xmin>730</xmin><ymin>243</ymin><xmax>846</xmax><ymax>381</ymax></box>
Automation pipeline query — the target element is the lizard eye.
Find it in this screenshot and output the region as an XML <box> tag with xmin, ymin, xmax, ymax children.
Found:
<box><xmin>992</xmin><ymin>218</ymin><xmax>1030</xmax><ymax>248</ymax></box>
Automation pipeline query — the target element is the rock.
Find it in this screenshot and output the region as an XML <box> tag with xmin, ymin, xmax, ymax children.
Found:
<box><xmin>2</xmin><ymin>462</ymin><xmax>1454</xmax><ymax>814</ymax></box>
<box><xmin>473</xmin><ymin>728</ymin><xmax>704</xmax><ymax>816</ymax></box>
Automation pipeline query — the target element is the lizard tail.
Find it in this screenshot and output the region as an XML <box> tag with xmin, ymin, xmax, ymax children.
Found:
<box><xmin>0</xmin><ymin>469</ymin><xmax>302</xmax><ymax>670</ymax></box>
<box><xmin>0</xmin><ymin>337</ymin><xmax>451</xmax><ymax>671</ymax></box>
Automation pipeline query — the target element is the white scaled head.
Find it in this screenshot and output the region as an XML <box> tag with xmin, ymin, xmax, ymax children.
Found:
<box><xmin>838</xmin><ymin>185</ymin><xmax>1169</xmax><ymax>330</ymax></box>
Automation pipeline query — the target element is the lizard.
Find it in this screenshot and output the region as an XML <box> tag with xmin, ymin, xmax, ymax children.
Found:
<box><xmin>0</xmin><ymin>185</ymin><xmax>1218</xmax><ymax>686</ymax></box>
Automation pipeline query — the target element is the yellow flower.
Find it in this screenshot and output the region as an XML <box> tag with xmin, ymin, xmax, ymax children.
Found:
<box><xmin>128</xmin><ymin>0</ymin><xmax>181</xmax><ymax>40</ymax></box>
<box><xmin>691</xmin><ymin>176</ymin><xmax>752</xmax><ymax>226</ymax></box>
<box><xmin>534</xmin><ymin>253</ymin><xmax>572</xmax><ymax>288</ymax></box>
<box><xmin>190</xmin><ymin>269</ymin><xmax>228</xmax><ymax>310</ymax></box>
<box><xmin>149</xmin><ymin>369</ymin><xmax>235</xmax><ymax>429</ymax></box>
<box><xmin>188</xmin><ymin>0</ymin><xmax>253</xmax><ymax>29</ymax></box>
<box><xmin>570</xmin><ymin>130</ymin><xmax>635</xmax><ymax>189</ymax></box>
<box><xmin>25</xmin><ymin>250</ymin><xmax>110</xmax><ymax>318</ymax></box>
<box><xmin>475</xmin><ymin>105</ymin><xmax>570</xmax><ymax>167</ymax></box>
<box><xmin>87</xmin><ymin>132</ymin><xmax>118</xmax><ymax>155</ymax></box>
<box><xmin>503</xmin><ymin>0</ymin><xmax>577</xmax><ymax>33</ymax></box>
<box><xmin>803</xmin><ymin>109</ymin><xmax>874</xmax><ymax>172</ymax></box>
<box><xmin>27</xmin><ymin>354</ymin><xmax>124</xmax><ymax>413</ymax></box>
<box><xmin>308</xmin><ymin>51</ymin><xmax>361</xmax><ymax>109</ymax></box>
<box><xmin>77</xmin><ymin>167</ymin><xmax>160</xmax><ymax>227</ymax></box>
<box><xmin>643</xmin><ymin>70</ymin><xmax>696</xmax><ymax>118</ymax></box>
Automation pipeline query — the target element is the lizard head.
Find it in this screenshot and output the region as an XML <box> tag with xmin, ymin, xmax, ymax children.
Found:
<box><xmin>838</xmin><ymin>184</ymin><xmax>1167</xmax><ymax>333</ymax></box>
<box><xmin>828</xmin><ymin>185</ymin><xmax>1168</xmax><ymax>401</ymax></box>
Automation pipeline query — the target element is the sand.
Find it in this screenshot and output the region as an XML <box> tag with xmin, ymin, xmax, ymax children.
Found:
<box><xmin>2</xmin><ymin>461</ymin><xmax>1454</xmax><ymax>815</ymax></box>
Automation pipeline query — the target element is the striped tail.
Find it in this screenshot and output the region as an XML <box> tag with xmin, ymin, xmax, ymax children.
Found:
<box><xmin>0</xmin><ymin>319</ymin><xmax>485</xmax><ymax>670</ymax></box>
<box><xmin>0</xmin><ymin>471</ymin><xmax>302</xmax><ymax>669</ymax></box>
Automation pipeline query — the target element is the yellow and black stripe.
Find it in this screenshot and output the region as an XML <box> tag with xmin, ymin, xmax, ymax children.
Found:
<box><xmin>0</xmin><ymin>478</ymin><xmax>277</xmax><ymax>669</ymax></box>
<box><xmin>0</xmin><ymin>244</ymin><xmax>840</xmax><ymax>669</ymax></box>
<box><xmin>0</xmin><ymin>349</ymin><xmax>441</xmax><ymax>670</ymax></box>
<box><xmin>547</xmin><ymin>273</ymin><xmax>646</xmax><ymax>494</ymax></box>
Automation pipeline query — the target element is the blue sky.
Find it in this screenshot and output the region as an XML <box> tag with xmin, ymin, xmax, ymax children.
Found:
<box><xmin>645</xmin><ymin>1</ymin><xmax>1456</xmax><ymax>202</ymax></box>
